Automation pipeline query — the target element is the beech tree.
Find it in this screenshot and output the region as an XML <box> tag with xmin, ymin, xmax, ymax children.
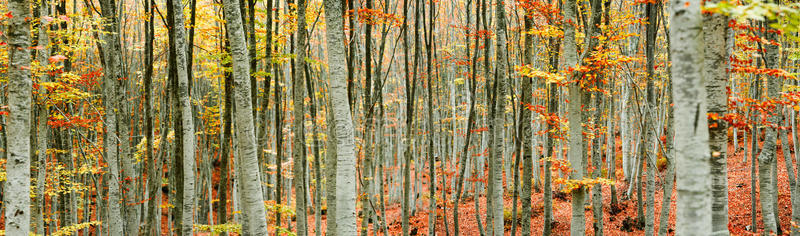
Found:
<box><xmin>6</xmin><ymin>0</ymin><xmax>800</xmax><ymax>234</ymax></box>
<box><xmin>4</xmin><ymin>0</ymin><xmax>32</xmax><ymax>233</ymax></box>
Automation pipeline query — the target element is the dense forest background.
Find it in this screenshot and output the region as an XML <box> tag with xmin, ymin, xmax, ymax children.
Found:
<box><xmin>0</xmin><ymin>0</ymin><xmax>798</xmax><ymax>234</ymax></box>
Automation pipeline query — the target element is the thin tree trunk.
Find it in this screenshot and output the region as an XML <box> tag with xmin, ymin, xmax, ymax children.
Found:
<box><xmin>425</xmin><ymin>0</ymin><xmax>437</xmax><ymax>233</ymax></box>
<box><xmin>33</xmin><ymin>2</ymin><xmax>50</xmax><ymax>233</ymax></box>
<box><xmin>292</xmin><ymin>0</ymin><xmax>309</xmax><ymax>232</ymax></box>
<box><xmin>325</xmin><ymin>96</ymin><xmax>338</xmax><ymax>235</ymax></box>
<box><xmin>542</xmin><ymin>33</ymin><xmax>560</xmax><ymax>236</ymax></box>
<box><xmin>401</xmin><ymin>0</ymin><xmax>417</xmax><ymax>233</ymax></box>
<box><xmin>453</xmin><ymin>0</ymin><xmax>480</xmax><ymax>234</ymax></box>
<box><xmin>218</xmin><ymin>39</ymin><xmax>234</xmax><ymax>235</ymax></box>
<box><xmin>644</xmin><ymin>3</ymin><xmax>659</xmax><ymax>235</ymax></box>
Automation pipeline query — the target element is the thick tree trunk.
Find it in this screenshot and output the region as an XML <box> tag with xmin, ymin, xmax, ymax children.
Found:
<box><xmin>5</xmin><ymin>0</ymin><xmax>33</xmax><ymax>233</ymax></box>
<box><xmin>755</xmin><ymin>10</ymin><xmax>782</xmax><ymax>234</ymax></box>
<box><xmin>323</xmin><ymin>0</ymin><xmax>359</xmax><ymax>233</ymax></box>
<box><xmin>221</xmin><ymin>0</ymin><xmax>269</xmax><ymax>233</ymax></box>
<box><xmin>563</xmin><ymin>0</ymin><xmax>585</xmax><ymax>232</ymax></box>
<box><xmin>169</xmin><ymin>0</ymin><xmax>197</xmax><ymax>233</ymax></box>
<box><xmin>669</xmin><ymin>0</ymin><xmax>713</xmax><ymax>232</ymax></box>
<box><xmin>98</xmin><ymin>0</ymin><xmax>125</xmax><ymax>234</ymax></box>
<box><xmin>488</xmin><ymin>0</ymin><xmax>509</xmax><ymax>234</ymax></box>
<box><xmin>703</xmin><ymin>2</ymin><xmax>730</xmax><ymax>233</ymax></box>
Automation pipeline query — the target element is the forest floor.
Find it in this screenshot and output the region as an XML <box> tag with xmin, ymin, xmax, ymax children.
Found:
<box><xmin>302</xmin><ymin>139</ymin><xmax>795</xmax><ymax>235</ymax></box>
<box><xmin>8</xmin><ymin>136</ymin><xmax>795</xmax><ymax>235</ymax></box>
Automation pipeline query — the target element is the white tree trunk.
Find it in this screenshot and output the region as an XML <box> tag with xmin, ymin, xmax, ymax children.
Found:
<box><xmin>170</xmin><ymin>0</ymin><xmax>196</xmax><ymax>233</ymax></box>
<box><xmin>5</xmin><ymin>0</ymin><xmax>32</xmax><ymax>233</ymax></box>
<box><xmin>670</xmin><ymin>0</ymin><xmax>713</xmax><ymax>232</ymax></box>
<box><xmin>703</xmin><ymin>3</ymin><xmax>730</xmax><ymax>234</ymax></box>
<box><xmin>563</xmin><ymin>0</ymin><xmax>585</xmax><ymax>232</ymax></box>
<box><xmin>221</xmin><ymin>0</ymin><xmax>269</xmax><ymax>233</ymax></box>
<box><xmin>323</xmin><ymin>0</ymin><xmax>359</xmax><ymax>233</ymax></box>
<box><xmin>99</xmin><ymin>0</ymin><xmax>125</xmax><ymax>234</ymax></box>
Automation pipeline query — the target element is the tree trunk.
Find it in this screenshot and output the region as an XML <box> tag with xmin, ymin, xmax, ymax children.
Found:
<box><xmin>669</xmin><ymin>0</ymin><xmax>713</xmax><ymax>232</ymax></box>
<box><xmin>401</xmin><ymin>0</ymin><xmax>416</xmax><ymax>233</ymax></box>
<box><xmin>221</xmin><ymin>0</ymin><xmax>269</xmax><ymax>232</ymax></box>
<box><xmin>703</xmin><ymin>1</ymin><xmax>730</xmax><ymax>233</ymax></box>
<box><xmin>563</xmin><ymin>0</ymin><xmax>585</xmax><ymax>231</ymax></box>
<box><xmin>323</xmin><ymin>0</ymin><xmax>359</xmax><ymax>233</ymax></box>
<box><xmin>292</xmin><ymin>0</ymin><xmax>309</xmax><ymax>233</ymax></box>
<box><xmin>218</xmin><ymin>38</ymin><xmax>234</xmax><ymax>234</ymax></box>
<box><xmin>33</xmin><ymin>2</ymin><xmax>50</xmax><ymax>234</ymax></box>
<box><xmin>325</xmin><ymin>96</ymin><xmax>338</xmax><ymax>235</ymax></box>
<box><xmin>425</xmin><ymin>0</ymin><xmax>437</xmax><ymax>233</ymax></box>
<box><xmin>5</xmin><ymin>0</ymin><xmax>33</xmax><ymax>232</ymax></box>
<box><xmin>168</xmin><ymin>0</ymin><xmax>197</xmax><ymax>233</ymax></box>
<box><xmin>488</xmin><ymin>0</ymin><xmax>509</xmax><ymax>234</ymax></box>
<box><xmin>98</xmin><ymin>0</ymin><xmax>125</xmax><ymax>234</ymax></box>
<box><xmin>644</xmin><ymin>3</ymin><xmax>659</xmax><ymax>235</ymax></box>
<box><xmin>519</xmin><ymin>9</ymin><xmax>535</xmax><ymax>236</ymax></box>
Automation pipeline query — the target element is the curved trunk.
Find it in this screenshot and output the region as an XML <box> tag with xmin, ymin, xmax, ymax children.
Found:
<box><xmin>221</xmin><ymin>0</ymin><xmax>269</xmax><ymax>232</ymax></box>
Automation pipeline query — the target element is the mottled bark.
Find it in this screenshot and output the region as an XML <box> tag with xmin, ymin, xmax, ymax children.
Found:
<box><xmin>563</xmin><ymin>0</ymin><xmax>585</xmax><ymax>231</ymax></box>
<box><xmin>703</xmin><ymin>2</ymin><xmax>730</xmax><ymax>233</ymax></box>
<box><xmin>323</xmin><ymin>0</ymin><xmax>359</xmax><ymax>233</ymax></box>
<box><xmin>670</xmin><ymin>0</ymin><xmax>713</xmax><ymax>232</ymax></box>
<box><xmin>488</xmin><ymin>0</ymin><xmax>509</xmax><ymax>234</ymax></box>
<box><xmin>99</xmin><ymin>0</ymin><xmax>124</xmax><ymax>234</ymax></box>
<box><xmin>292</xmin><ymin>0</ymin><xmax>309</xmax><ymax>233</ymax></box>
<box><xmin>221</xmin><ymin>0</ymin><xmax>269</xmax><ymax>232</ymax></box>
<box><xmin>5</xmin><ymin>0</ymin><xmax>33</xmax><ymax>233</ymax></box>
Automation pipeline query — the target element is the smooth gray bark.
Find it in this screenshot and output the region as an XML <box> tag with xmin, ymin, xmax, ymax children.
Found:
<box><xmin>488</xmin><ymin>0</ymin><xmax>509</xmax><ymax>234</ymax></box>
<box><xmin>323</xmin><ymin>0</ymin><xmax>359</xmax><ymax>233</ymax></box>
<box><xmin>703</xmin><ymin>3</ymin><xmax>730</xmax><ymax>234</ymax></box>
<box><xmin>5</xmin><ymin>0</ymin><xmax>33</xmax><ymax>233</ymax></box>
<box><xmin>99</xmin><ymin>0</ymin><xmax>125</xmax><ymax>234</ymax></box>
<box><xmin>563</xmin><ymin>0</ymin><xmax>585</xmax><ymax>232</ymax></box>
<box><xmin>221</xmin><ymin>0</ymin><xmax>269</xmax><ymax>233</ymax></box>
<box><xmin>292</xmin><ymin>0</ymin><xmax>309</xmax><ymax>233</ymax></box>
<box><xmin>170</xmin><ymin>0</ymin><xmax>196</xmax><ymax>233</ymax></box>
<box><xmin>669</xmin><ymin>0</ymin><xmax>713</xmax><ymax>232</ymax></box>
